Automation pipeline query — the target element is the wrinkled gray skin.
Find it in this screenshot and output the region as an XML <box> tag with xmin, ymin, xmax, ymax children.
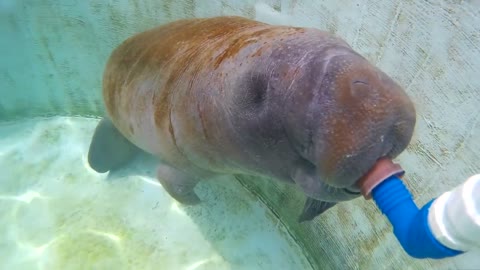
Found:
<box><xmin>88</xmin><ymin>17</ymin><xmax>416</xmax><ymax>222</ymax></box>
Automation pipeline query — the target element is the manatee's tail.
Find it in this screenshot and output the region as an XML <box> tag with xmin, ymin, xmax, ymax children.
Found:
<box><xmin>298</xmin><ymin>198</ymin><xmax>337</xmax><ymax>222</ymax></box>
<box><xmin>87</xmin><ymin>117</ymin><xmax>140</xmax><ymax>173</ymax></box>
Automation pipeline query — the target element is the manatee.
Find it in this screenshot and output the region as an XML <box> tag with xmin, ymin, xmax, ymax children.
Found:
<box><xmin>88</xmin><ymin>16</ymin><xmax>416</xmax><ymax>221</ymax></box>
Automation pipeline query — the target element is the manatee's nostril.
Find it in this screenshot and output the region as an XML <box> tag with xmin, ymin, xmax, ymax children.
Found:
<box><xmin>352</xmin><ymin>80</ymin><xmax>369</xmax><ymax>85</ymax></box>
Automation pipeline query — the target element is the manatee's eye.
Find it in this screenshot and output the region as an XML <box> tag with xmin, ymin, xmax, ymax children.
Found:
<box><xmin>251</xmin><ymin>80</ymin><xmax>267</xmax><ymax>105</ymax></box>
<box><xmin>247</xmin><ymin>73</ymin><xmax>267</xmax><ymax>106</ymax></box>
<box><xmin>238</xmin><ymin>72</ymin><xmax>268</xmax><ymax>109</ymax></box>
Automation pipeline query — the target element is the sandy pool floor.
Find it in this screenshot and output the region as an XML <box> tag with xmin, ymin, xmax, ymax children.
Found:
<box><xmin>0</xmin><ymin>117</ymin><xmax>313</xmax><ymax>270</ymax></box>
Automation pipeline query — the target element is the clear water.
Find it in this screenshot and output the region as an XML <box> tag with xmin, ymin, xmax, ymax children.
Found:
<box><xmin>0</xmin><ymin>117</ymin><xmax>312</xmax><ymax>269</ymax></box>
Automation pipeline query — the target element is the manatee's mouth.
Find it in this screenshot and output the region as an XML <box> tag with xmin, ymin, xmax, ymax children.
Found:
<box><xmin>356</xmin><ymin>157</ymin><xmax>405</xmax><ymax>199</ymax></box>
<box><xmin>340</xmin><ymin>148</ymin><xmax>398</xmax><ymax>196</ymax></box>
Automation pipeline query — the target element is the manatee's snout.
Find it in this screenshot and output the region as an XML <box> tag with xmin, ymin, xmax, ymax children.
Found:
<box><xmin>314</xmin><ymin>54</ymin><xmax>416</xmax><ymax>189</ymax></box>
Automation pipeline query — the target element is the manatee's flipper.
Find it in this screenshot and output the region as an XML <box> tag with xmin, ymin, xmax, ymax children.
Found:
<box><xmin>88</xmin><ymin>117</ymin><xmax>140</xmax><ymax>173</ymax></box>
<box><xmin>156</xmin><ymin>163</ymin><xmax>201</xmax><ymax>205</ymax></box>
<box><xmin>298</xmin><ymin>198</ymin><xmax>337</xmax><ymax>223</ymax></box>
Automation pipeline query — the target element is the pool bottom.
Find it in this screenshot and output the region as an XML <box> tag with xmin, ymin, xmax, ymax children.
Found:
<box><xmin>0</xmin><ymin>117</ymin><xmax>313</xmax><ymax>270</ymax></box>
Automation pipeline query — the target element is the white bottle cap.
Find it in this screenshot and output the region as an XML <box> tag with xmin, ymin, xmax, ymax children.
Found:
<box><xmin>428</xmin><ymin>174</ymin><xmax>480</xmax><ymax>252</ymax></box>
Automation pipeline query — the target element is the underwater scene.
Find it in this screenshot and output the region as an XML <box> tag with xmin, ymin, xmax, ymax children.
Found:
<box><xmin>1</xmin><ymin>1</ymin><xmax>479</xmax><ymax>269</ymax></box>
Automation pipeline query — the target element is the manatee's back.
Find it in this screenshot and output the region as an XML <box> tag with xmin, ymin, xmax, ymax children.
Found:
<box><xmin>99</xmin><ymin>17</ymin><xmax>342</xmax><ymax>170</ymax></box>
<box><xmin>100</xmin><ymin>17</ymin><xmax>266</xmax><ymax>153</ymax></box>
<box><xmin>99</xmin><ymin>16</ymin><xmax>346</xmax><ymax>174</ymax></box>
